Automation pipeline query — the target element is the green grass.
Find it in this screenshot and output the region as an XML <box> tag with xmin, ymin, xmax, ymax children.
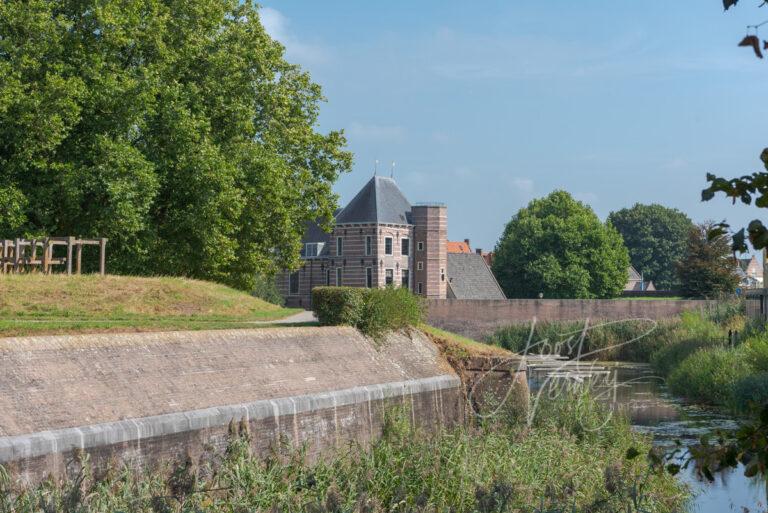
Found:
<box><xmin>0</xmin><ymin>274</ymin><xmax>299</xmax><ymax>337</ymax></box>
<box><xmin>420</xmin><ymin>324</ymin><xmax>513</xmax><ymax>358</ymax></box>
<box><xmin>1</xmin><ymin>393</ymin><xmax>687</xmax><ymax>513</ymax></box>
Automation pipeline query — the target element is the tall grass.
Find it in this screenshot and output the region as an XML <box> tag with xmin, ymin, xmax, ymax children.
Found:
<box><xmin>0</xmin><ymin>394</ymin><xmax>686</xmax><ymax>513</ymax></box>
<box><xmin>487</xmin><ymin>318</ymin><xmax>678</xmax><ymax>362</ymax></box>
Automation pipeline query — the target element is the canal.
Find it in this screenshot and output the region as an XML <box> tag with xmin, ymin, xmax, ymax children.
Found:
<box><xmin>529</xmin><ymin>361</ymin><xmax>766</xmax><ymax>513</ymax></box>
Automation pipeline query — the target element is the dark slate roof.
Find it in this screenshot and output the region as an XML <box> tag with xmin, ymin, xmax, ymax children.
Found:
<box><xmin>447</xmin><ymin>253</ymin><xmax>506</xmax><ymax>300</ymax></box>
<box><xmin>335</xmin><ymin>176</ymin><xmax>412</xmax><ymax>225</ymax></box>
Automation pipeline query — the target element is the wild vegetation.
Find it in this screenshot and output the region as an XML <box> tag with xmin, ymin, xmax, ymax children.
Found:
<box><xmin>0</xmin><ymin>274</ymin><xmax>298</xmax><ymax>337</ymax></box>
<box><xmin>486</xmin><ymin>300</ymin><xmax>768</xmax><ymax>414</ymax></box>
<box><xmin>0</xmin><ymin>393</ymin><xmax>687</xmax><ymax>513</ymax></box>
<box><xmin>312</xmin><ymin>286</ymin><xmax>423</xmax><ymax>339</ymax></box>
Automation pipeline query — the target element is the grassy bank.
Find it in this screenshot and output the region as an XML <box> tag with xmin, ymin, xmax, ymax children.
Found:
<box><xmin>1</xmin><ymin>393</ymin><xmax>686</xmax><ymax>513</ymax></box>
<box><xmin>0</xmin><ymin>274</ymin><xmax>299</xmax><ymax>337</ymax></box>
<box><xmin>486</xmin><ymin>301</ymin><xmax>743</xmax><ymax>363</ymax></box>
<box><xmin>485</xmin><ymin>299</ymin><xmax>768</xmax><ymax>413</ymax></box>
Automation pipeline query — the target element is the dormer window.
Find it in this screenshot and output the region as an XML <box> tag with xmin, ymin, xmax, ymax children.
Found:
<box><xmin>305</xmin><ymin>242</ymin><xmax>324</xmax><ymax>258</ymax></box>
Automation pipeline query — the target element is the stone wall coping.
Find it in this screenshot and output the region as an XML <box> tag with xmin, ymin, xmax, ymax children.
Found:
<box><xmin>0</xmin><ymin>374</ymin><xmax>460</xmax><ymax>463</ymax></box>
<box><xmin>0</xmin><ymin>326</ymin><xmax>361</xmax><ymax>352</ymax></box>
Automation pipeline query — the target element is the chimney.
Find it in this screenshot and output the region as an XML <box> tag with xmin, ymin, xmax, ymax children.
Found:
<box><xmin>475</xmin><ymin>248</ymin><xmax>482</xmax><ymax>255</ymax></box>
<box><xmin>464</xmin><ymin>239</ymin><xmax>470</xmax><ymax>251</ymax></box>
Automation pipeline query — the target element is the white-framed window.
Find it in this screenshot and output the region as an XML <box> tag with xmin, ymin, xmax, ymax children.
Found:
<box><xmin>417</xmin><ymin>261</ymin><xmax>424</xmax><ymax>271</ymax></box>
<box><xmin>401</xmin><ymin>238</ymin><xmax>409</xmax><ymax>256</ymax></box>
<box><xmin>385</xmin><ymin>237</ymin><xmax>393</xmax><ymax>255</ymax></box>
<box><xmin>365</xmin><ymin>235</ymin><xmax>372</xmax><ymax>256</ymax></box>
<box><xmin>366</xmin><ymin>267</ymin><xmax>373</xmax><ymax>288</ymax></box>
<box><xmin>401</xmin><ymin>269</ymin><xmax>409</xmax><ymax>288</ymax></box>
<box><xmin>336</xmin><ymin>267</ymin><xmax>342</xmax><ymax>286</ymax></box>
<box><xmin>417</xmin><ymin>241</ymin><xmax>424</xmax><ymax>251</ymax></box>
<box><xmin>289</xmin><ymin>272</ymin><xmax>300</xmax><ymax>295</ymax></box>
<box><xmin>385</xmin><ymin>269</ymin><xmax>394</xmax><ymax>285</ymax></box>
<box><xmin>417</xmin><ymin>282</ymin><xmax>423</xmax><ymax>294</ymax></box>
<box><xmin>336</xmin><ymin>237</ymin><xmax>343</xmax><ymax>256</ymax></box>
<box><xmin>305</xmin><ymin>242</ymin><xmax>324</xmax><ymax>258</ymax></box>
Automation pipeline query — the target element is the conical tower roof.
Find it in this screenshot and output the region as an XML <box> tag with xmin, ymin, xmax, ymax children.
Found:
<box><xmin>335</xmin><ymin>176</ymin><xmax>412</xmax><ymax>225</ymax></box>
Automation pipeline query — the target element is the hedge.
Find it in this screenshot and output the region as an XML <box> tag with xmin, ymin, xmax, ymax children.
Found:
<box><xmin>312</xmin><ymin>286</ymin><xmax>424</xmax><ymax>339</ymax></box>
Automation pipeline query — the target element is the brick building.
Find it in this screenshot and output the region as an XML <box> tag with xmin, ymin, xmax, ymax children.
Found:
<box><xmin>277</xmin><ymin>175</ymin><xmax>503</xmax><ymax>308</ymax></box>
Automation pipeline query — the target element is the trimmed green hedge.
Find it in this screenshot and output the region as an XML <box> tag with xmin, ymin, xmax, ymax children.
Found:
<box><xmin>312</xmin><ymin>286</ymin><xmax>423</xmax><ymax>339</ymax></box>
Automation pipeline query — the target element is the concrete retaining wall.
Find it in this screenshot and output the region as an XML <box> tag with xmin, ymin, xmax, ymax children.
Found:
<box><xmin>0</xmin><ymin>327</ymin><xmax>463</xmax><ymax>484</ymax></box>
<box><xmin>427</xmin><ymin>298</ymin><xmax>716</xmax><ymax>340</ymax></box>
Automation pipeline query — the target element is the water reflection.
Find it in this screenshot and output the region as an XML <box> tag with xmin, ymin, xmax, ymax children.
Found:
<box><xmin>528</xmin><ymin>361</ymin><xmax>766</xmax><ymax>513</ymax></box>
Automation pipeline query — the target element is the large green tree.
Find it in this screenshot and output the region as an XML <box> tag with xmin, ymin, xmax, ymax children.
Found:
<box><xmin>676</xmin><ymin>224</ymin><xmax>740</xmax><ymax>298</ymax></box>
<box><xmin>0</xmin><ymin>0</ymin><xmax>352</xmax><ymax>289</ymax></box>
<box><xmin>607</xmin><ymin>204</ymin><xmax>694</xmax><ymax>290</ymax></box>
<box><xmin>492</xmin><ymin>191</ymin><xmax>630</xmax><ymax>299</ymax></box>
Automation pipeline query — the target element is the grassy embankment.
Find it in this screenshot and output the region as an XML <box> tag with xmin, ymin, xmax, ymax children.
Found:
<box><xmin>486</xmin><ymin>301</ymin><xmax>768</xmax><ymax>412</ymax></box>
<box><xmin>0</xmin><ymin>274</ymin><xmax>300</xmax><ymax>337</ymax></box>
<box><xmin>1</xmin><ymin>392</ymin><xmax>687</xmax><ymax>513</ymax></box>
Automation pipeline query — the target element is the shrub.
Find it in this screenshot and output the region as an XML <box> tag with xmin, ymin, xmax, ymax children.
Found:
<box><xmin>667</xmin><ymin>347</ymin><xmax>752</xmax><ymax>405</ymax></box>
<box><xmin>251</xmin><ymin>273</ymin><xmax>284</xmax><ymax>306</ymax></box>
<box><xmin>312</xmin><ymin>287</ymin><xmax>366</xmax><ymax>327</ymax></box>
<box><xmin>650</xmin><ymin>312</ymin><xmax>726</xmax><ymax>376</ymax></box>
<box><xmin>732</xmin><ymin>372</ymin><xmax>768</xmax><ymax>413</ymax></box>
<box><xmin>312</xmin><ymin>286</ymin><xmax>423</xmax><ymax>339</ymax></box>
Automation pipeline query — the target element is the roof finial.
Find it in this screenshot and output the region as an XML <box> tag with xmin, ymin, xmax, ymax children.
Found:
<box><xmin>390</xmin><ymin>161</ymin><xmax>395</xmax><ymax>179</ymax></box>
<box><xmin>374</xmin><ymin>159</ymin><xmax>378</xmax><ymax>176</ymax></box>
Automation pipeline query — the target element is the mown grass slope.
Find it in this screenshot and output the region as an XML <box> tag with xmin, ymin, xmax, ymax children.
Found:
<box><xmin>0</xmin><ymin>274</ymin><xmax>299</xmax><ymax>337</ymax></box>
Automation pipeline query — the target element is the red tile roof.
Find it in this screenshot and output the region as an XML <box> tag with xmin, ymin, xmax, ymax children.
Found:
<box><xmin>447</xmin><ymin>241</ymin><xmax>471</xmax><ymax>253</ymax></box>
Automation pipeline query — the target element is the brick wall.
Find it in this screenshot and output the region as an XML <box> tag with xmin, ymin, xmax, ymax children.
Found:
<box><xmin>427</xmin><ymin>298</ymin><xmax>717</xmax><ymax>340</ymax></box>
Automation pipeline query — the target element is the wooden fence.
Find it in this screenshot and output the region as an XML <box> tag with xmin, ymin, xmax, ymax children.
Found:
<box><xmin>0</xmin><ymin>237</ymin><xmax>107</xmax><ymax>275</ymax></box>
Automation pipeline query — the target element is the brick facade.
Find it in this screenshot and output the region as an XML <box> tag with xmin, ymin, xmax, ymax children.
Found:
<box><xmin>277</xmin><ymin>176</ymin><xmax>448</xmax><ymax>307</ymax></box>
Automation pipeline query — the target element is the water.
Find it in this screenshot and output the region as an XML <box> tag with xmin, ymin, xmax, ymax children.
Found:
<box><xmin>529</xmin><ymin>361</ymin><xmax>766</xmax><ymax>513</ymax></box>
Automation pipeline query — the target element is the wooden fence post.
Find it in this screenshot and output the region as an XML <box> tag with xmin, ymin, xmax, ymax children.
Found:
<box><xmin>76</xmin><ymin>239</ymin><xmax>83</xmax><ymax>275</ymax></box>
<box><xmin>99</xmin><ymin>238</ymin><xmax>107</xmax><ymax>276</ymax></box>
<box><xmin>13</xmin><ymin>238</ymin><xmax>21</xmax><ymax>273</ymax></box>
<box><xmin>42</xmin><ymin>238</ymin><xmax>49</xmax><ymax>274</ymax></box>
<box><xmin>1</xmin><ymin>240</ymin><xmax>6</xmax><ymax>274</ymax></box>
<box><xmin>66</xmin><ymin>236</ymin><xmax>74</xmax><ymax>275</ymax></box>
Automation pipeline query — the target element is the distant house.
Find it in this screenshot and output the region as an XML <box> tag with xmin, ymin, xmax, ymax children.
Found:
<box><xmin>624</xmin><ymin>266</ymin><xmax>655</xmax><ymax>292</ymax></box>
<box><xmin>737</xmin><ymin>254</ymin><xmax>763</xmax><ymax>289</ymax></box>
<box><xmin>446</xmin><ymin>238</ymin><xmax>505</xmax><ymax>300</ymax></box>
<box><xmin>277</xmin><ymin>176</ymin><xmax>505</xmax><ymax>307</ymax></box>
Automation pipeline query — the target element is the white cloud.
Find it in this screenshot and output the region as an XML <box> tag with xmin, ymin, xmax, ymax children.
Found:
<box><xmin>508</xmin><ymin>177</ymin><xmax>534</xmax><ymax>194</ymax></box>
<box><xmin>346</xmin><ymin>122</ymin><xmax>405</xmax><ymax>142</ymax></box>
<box><xmin>259</xmin><ymin>6</ymin><xmax>329</xmax><ymax>66</ymax></box>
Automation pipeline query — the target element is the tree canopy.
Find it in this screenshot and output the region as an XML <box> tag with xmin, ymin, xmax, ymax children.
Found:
<box><xmin>0</xmin><ymin>0</ymin><xmax>352</xmax><ymax>290</ymax></box>
<box><xmin>607</xmin><ymin>204</ymin><xmax>694</xmax><ymax>290</ymax></box>
<box><xmin>492</xmin><ymin>191</ymin><xmax>630</xmax><ymax>299</ymax></box>
<box><xmin>676</xmin><ymin>224</ymin><xmax>740</xmax><ymax>299</ymax></box>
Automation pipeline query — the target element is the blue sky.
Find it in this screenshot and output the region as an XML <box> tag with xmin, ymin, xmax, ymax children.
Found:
<box><xmin>261</xmin><ymin>1</ymin><xmax>766</xmax><ymax>253</ymax></box>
